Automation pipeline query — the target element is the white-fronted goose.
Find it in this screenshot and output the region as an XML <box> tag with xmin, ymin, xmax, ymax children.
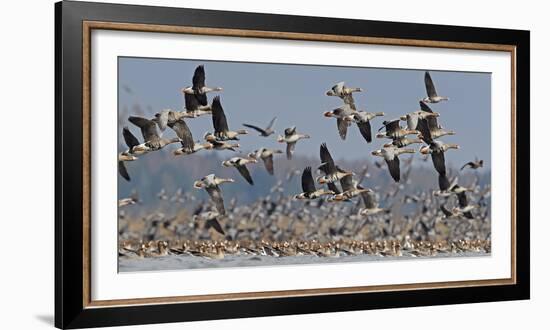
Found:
<box><xmin>317</xmin><ymin>143</ymin><xmax>353</xmax><ymax>189</ymax></box>
<box><xmin>168</xmin><ymin>118</ymin><xmax>213</xmax><ymax>156</ymax></box>
<box><xmin>294</xmin><ymin>167</ymin><xmax>335</xmax><ymax>200</ymax></box>
<box><xmin>222</xmin><ymin>157</ymin><xmax>258</xmax><ymax>185</ymax></box>
<box><xmin>243</xmin><ymin>117</ymin><xmax>277</xmax><ymax>137</ymax></box>
<box><xmin>182</xmin><ymin>65</ymin><xmax>222</xmax><ymax>103</ymax></box>
<box><xmin>193</xmin><ymin>174</ymin><xmax>234</xmax><ymax>215</ymax></box>
<box><xmin>248</xmin><ymin>148</ymin><xmax>283</xmax><ymax>175</ymax></box>
<box><xmin>325</xmin><ymin>81</ymin><xmax>362</xmax><ymax>108</ymax></box>
<box><xmin>323</xmin><ymin>104</ymin><xmax>355</xmax><ymax>140</ymax></box>
<box><xmin>461</xmin><ymin>158</ymin><xmax>484</xmax><ymax>171</ymax></box>
<box><xmin>349</xmin><ymin>111</ymin><xmax>385</xmax><ymax>143</ymax></box>
<box><xmin>277</xmin><ymin>126</ymin><xmax>310</xmax><ymax>160</ymax></box>
<box><xmin>210</xmin><ymin>96</ymin><xmax>248</xmax><ymax>140</ymax></box>
<box><xmin>371</xmin><ymin>145</ymin><xmax>415</xmax><ymax>182</ymax></box>
<box><xmin>423</xmin><ymin>71</ymin><xmax>449</xmax><ymax>103</ymax></box>
<box><xmin>128</xmin><ymin>116</ymin><xmax>180</xmax><ymax>152</ymax></box>
<box><xmin>376</xmin><ymin>119</ymin><xmax>419</xmax><ymax>140</ymax></box>
<box><xmin>193</xmin><ymin>211</ymin><xmax>225</xmax><ymax>236</ymax></box>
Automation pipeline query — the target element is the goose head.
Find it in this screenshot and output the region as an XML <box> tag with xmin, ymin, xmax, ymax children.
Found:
<box><xmin>323</xmin><ymin>110</ymin><xmax>335</xmax><ymax>118</ymax></box>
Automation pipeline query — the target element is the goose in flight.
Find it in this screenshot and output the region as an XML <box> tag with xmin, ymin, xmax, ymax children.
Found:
<box><xmin>193</xmin><ymin>211</ymin><xmax>225</xmax><ymax>236</ymax></box>
<box><xmin>317</xmin><ymin>143</ymin><xmax>351</xmax><ymax>194</ymax></box>
<box><xmin>323</xmin><ymin>104</ymin><xmax>355</xmax><ymax>140</ymax></box>
<box><xmin>416</xmin><ymin>102</ymin><xmax>456</xmax><ymax>139</ymax></box>
<box><xmin>383</xmin><ymin>136</ymin><xmax>423</xmax><ymax>148</ymax></box>
<box><xmin>118</xmin><ymin>126</ymin><xmax>140</xmax><ymax>181</ymax></box>
<box><xmin>325</xmin><ymin>81</ymin><xmax>362</xmax><ymax>108</ymax></box>
<box><xmin>419</xmin><ymin>141</ymin><xmax>460</xmax><ymax>176</ymax></box>
<box><xmin>168</xmin><ymin>119</ymin><xmax>213</xmax><ymax>156</ymax></box>
<box><xmin>359</xmin><ymin>190</ymin><xmax>385</xmax><ymax>216</ymax></box>
<box><xmin>400</xmin><ymin>102</ymin><xmax>440</xmax><ymax>130</ymax></box>
<box><xmin>376</xmin><ymin>119</ymin><xmax>419</xmax><ymax>141</ymax></box>
<box><xmin>277</xmin><ymin>126</ymin><xmax>310</xmax><ymax>159</ymax></box>
<box><xmin>328</xmin><ymin>175</ymin><xmax>372</xmax><ymax>202</ymax></box>
<box><xmin>450</xmin><ymin>184</ymin><xmax>475</xmax><ymax>219</ymax></box>
<box><xmin>348</xmin><ymin>111</ymin><xmax>385</xmax><ymax>143</ymax></box>
<box><xmin>371</xmin><ymin>145</ymin><xmax>415</xmax><ymax>182</ymax></box>
<box><xmin>182</xmin><ymin>65</ymin><xmax>222</xmax><ymax>101</ymax></box>
<box><xmin>222</xmin><ymin>157</ymin><xmax>258</xmax><ymax>185</ymax></box>
<box><xmin>294</xmin><ymin>167</ymin><xmax>335</xmax><ymax>200</ymax></box>
<box><xmin>204</xmin><ymin>133</ymin><xmax>241</xmax><ymax>151</ymax></box>
<box><xmin>128</xmin><ymin>116</ymin><xmax>180</xmax><ymax>152</ymax></box>
<box><xmin>461</xmin><ymin>158</ymin><xmax>484</xmax><ymax>170</ymax></box>
<box><xmin>423</xmin><ymin>71</ymin><xmax>449</xmax><ymax>103</ymax></box>
<box><xmin>210</xmin><ymin>96</ymin><xmax>248</xmax><ymax>140</ymax></box>
<box><xmin>183</xmin><ymin>93</ymin><xmax>213</xmax><ymax>117</ymax></box>
<box><xmin>243</xmin><ymin>117</ymin><xmax>277</xmax><ymax>137</ymax></box>
<box><xmin>248</xmin><ymin>148</ymin><xmax>284</xmax><ymax>175</ymax></box>
<box><xmin>193</xmin><ymin>174</ymin><xmax>234</xmax><ymax>215</ymax></box>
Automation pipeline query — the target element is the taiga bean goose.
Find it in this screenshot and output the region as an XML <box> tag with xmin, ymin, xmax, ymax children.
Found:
<box><xmin>294</xmin><ymin>167</ymin><xmax>335</xmax><ymax>200</ymax></box>
<box><xmin>325</xmin><ymin>81</ymin><xmax>362</xmax><ymax>108</ymax></box>
<box><xmin>182</xmin><ymin>65</ymin><xmax>222</xmax><ymax>103</ymax></box>
<box><xmin>461</xmin><ymin>158</ymin><xmax>484</xmax><ymax>171</ymax></box>
<box><xmin>248</xmin><ymin>148</ymin><xmax>284</xmax><ymax>175</ymax></box>
<box><xmin>168</xmin><ymin>119</ymin><xmax>212</xmax><ymax>156</ymax></box>
<box><xmin>222</xmin><ymin>157</ymin><xmax>258</xmax><ymax>185</ymax></box>
<box><xmin>243</xmin><ymin>117</ymin><xmax>277</xmax><ymax>137</ymax></box>
<box><xmin>422</xmin><ymin>71</ymin><xmax>449</xmax><ymax>103</ymax></box>
<box><xmin>277</xmin><ymin>126</ymin><xmax>310</xmax><ymax>160</ymax></box>
<box><xmin>210</xmin><ymin>96</ymin><xmax>248</xmax><ymax>140</ymax></box>
<box><xmin>371</xmin><ymin>145</ymin><xmax>415</xmax><ymax>182</ymax></box>
<box><xmin>193</xmin><ymin>174</ymin><xmax>235</xmax><ymax>215</ymax></box>
<box><xmin>128</xmin><ymin>116</ymin><xmax>181</xmax><ymax>152</ymax></box>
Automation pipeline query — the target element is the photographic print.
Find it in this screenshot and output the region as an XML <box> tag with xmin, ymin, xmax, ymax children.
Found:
<box><xmin>117</xmin><ymin>58</ymin><xmax>491</xmax><ymax>272</ymax></box>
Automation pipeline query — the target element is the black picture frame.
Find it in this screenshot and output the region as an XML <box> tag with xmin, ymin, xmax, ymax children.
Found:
<box><xmin>55</xmin><ymin>1</ymin><xmax>530</xmax><ymax>328</ymax></box>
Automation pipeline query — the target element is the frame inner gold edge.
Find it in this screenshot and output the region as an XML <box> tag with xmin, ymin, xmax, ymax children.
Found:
<box><xmin>81</xmin><ymin>20</ymin><xmax>517</xmax><ymax>308</ymax></box>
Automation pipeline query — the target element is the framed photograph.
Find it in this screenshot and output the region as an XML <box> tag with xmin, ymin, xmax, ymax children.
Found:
<box><xmin>55</xmin><ymin>1</ymin><xmax>530</xmax><ymax>328</ymax></box>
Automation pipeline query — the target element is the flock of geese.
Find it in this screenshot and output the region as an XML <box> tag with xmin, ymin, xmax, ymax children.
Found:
<box><xmin>118</xmin><ymin>65</ymin><xmax>489</xmax><ymax>260</ymax></box>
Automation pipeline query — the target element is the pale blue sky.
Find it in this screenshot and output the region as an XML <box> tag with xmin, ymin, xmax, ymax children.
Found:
<box><xmin>118</xmin><ymin>56</ymin><xmax>491</xmax><ymax>169</ymax></box>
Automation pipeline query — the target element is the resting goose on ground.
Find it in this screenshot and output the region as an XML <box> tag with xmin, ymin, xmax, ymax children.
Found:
<box><xmin>423</xmin><ymin>71</ymin><xmax>449</xmax><ymax>103</ymax></box>
<box><xmin>182</xmin><ymin>65</ymin><xmax>222</xmax><ymax>104</ymax></box>
<box><xmin>193</xmin><ymin>174</ymin><xmax>234</xmax><ymax>215</ymax></box>
<box><xmin>248</xmin><ymin>148</ymin><xmax>283</xmax><ymax>175</ymax></box>
<box><xmin>277</xmin><ymin>126</ymin><xmax>310</xmax><ymax>160</ymax></box>
<box><xmin>294</xmin><ymin>167</ymin><xmax>335</xmax><ymax>200</ymax></box>
<box><xmin>243</xmin><ymin>117</ymin><xmax>277</xmax><ymax>137</ymax></box>
<box><xmin>371</xmin><ymin>145</ymin><xmax>415</xmax><ymax>182</ymax></box>
<box><xmin>128</xmin><ymin>116</ymin><xmax>180</xmax><ymax>152</ymax></box>
<box><xmin>348</xmin><ymin>111</ymin><xmax>385</xmax><ymax>143</ymax></box>
<box><xmin>461</xmin><ymin>158</ymin><xmax>484</xmax><ymax>171</ymax></box>
<box><xmin>325</xmin><ymin>81</ymin><xmax>362</xmax><ymax>108</ymax></box>
<box><xmin>376</xmin><ymin>119</ymin><xmax>419</xmax><ymax>140</ymax></box>
<box><xmin>210</xmin><ymin>96</ymin><xmax>248</xmax><ymax>140</ymax></box>
<box><xmin>317</xmin><ymin>143</ymin><xmax>351</xmax><ymax>194</ymax></box>
<box><xmin>222</xmin><ymin>157</ymin><xmax>258</xmax><ymax>185</ymax></box>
